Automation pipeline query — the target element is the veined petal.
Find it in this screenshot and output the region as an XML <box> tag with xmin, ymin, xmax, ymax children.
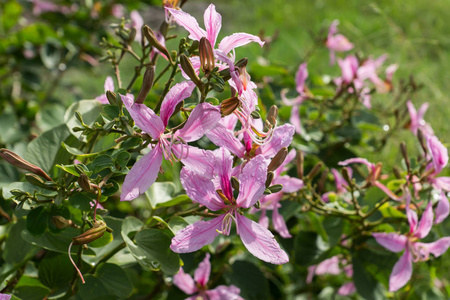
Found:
<box><xmin>206</xmin><ymin>124</ymin><xmax>246</xmax><ymax>158</ymax></box>
<box><xmin>372</xmin><ymin>232</ymin><xmax>407</xmax><ymax>253</ymax></box>
<box><xmin>237</xmin><ymin>155</ymin><xmax>268</xmax><ymax>208</ymax></box>
<box><xmin>276</xmin><ymin>176</ymin><xmax>304</xmax><ymax>193</ymax></box>
<box><xmin>236</xmin><ymin>214</ymin><xmax>289</xmax><ymax>264</ymax></box>
<box><xmin>175</xmin><ymin>103</ymin><xmax>221</xmax><ymax>142</ymax></box>
<box><xmin>414</xmin><ymin>201</ymin><xmax>434</xmax><ymax>239</ymax></box>
<box><xmin>259</xmin><ymin>209</ymin><xmax>269</xmax><ymax>228</ymax></box>
<box><xmin>435</xmin><ymin>191</ymin><xmax>449</xmax><ymax>224</ymax></box>
<box><xmin>214</xmin><ymin>148</ymin><xmax>234</xmax><ymax>201</ymax></box>
<box><xmin>165</xmin><ymin>7</ymin><xmax>207</xmax><ymax>41</ymax></box>
<box><xmin>180</xmin><ymin>167</ymin><xmax>225</xmax><ymax>211</ymax></box>
<box><xmin>289</xmin><ymin>105</ymin><xmax>303</xmax><ymax>135</ymax></box>
<box><xmin>120</xmin><ymin>146</ymin><xmax>163</xmax><ymax>201</ymax></box>
<box><xmin>173</xmin><ymin>267</ymin><xmax>198</xmax><ymax>295</ymax></box>
<box><xmin>295</xmin><ymin>63</ymin><xmax>308</xmax><ymax>94</ymax></box>
<box><xmin>173</xmin><ymin>145</ymin><xmax>215</xmax><ymax>177</ymax></box>
<box><xmin>427</xmin><ymin>135</ymin><xmax>448</xmax><ymax>174</ymax></box>
<box><xmin>160</xmin><ymin>81</ymin><xmax>196</xmax><ymax>127</ymax></box>
<box><xmin>104</xmin><ymin>76</ymin><xmax>114</xmax><ymax>92</ymax></box>
<box><xmin>170</xmin><ymin>215</ymin><xmax>225</xmax><ymax>253</ymax></box>
<box><xmin>121</xmin><ymin>94</ymin><xmax>164</xmax><ymax>139</ymax></box>
<box><xmin>404</xmin><ymin>191</ymin><xmax>418</xmax><ymax>233</ymax></box>
<box><xmin>389</xmin><ymin>249</ymin><xmax>412</xmax><ymax>292</ymax></box>
<box><xmin>218</xmin><ymin>33</ymin><xmax>265</xmax><ymax>55</ymax></box>
<box><xmin>194</xmin><ymin>253</ymin><xmax>211</xmax><ymax>287</ymax></box>
<box><xmin>272</xmin><ymin>205</ymin><xmax>292</xmax><ymax>238</ymax></box>
<box><xmin>415</xmin><ymin>237</ymin><xmax>450</xmax><ymax>258</ymax></box>
<box><xmin>259</xmin><ymin>124</ymin><xmax>295</xmax><ymax>158</ymax></box>
<box><xmin>203</xmin><ymin>4</ymin><xmax>222</xmax><ymax>47</ymax></box>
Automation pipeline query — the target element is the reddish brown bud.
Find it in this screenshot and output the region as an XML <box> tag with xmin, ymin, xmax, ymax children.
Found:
<box><xmin>297</xmin><ymin>150</ymin><xmax>304</xmax><ymax>179</ymax></box>
<box><xmin>143</xmin><ymin>25</ymin><xmax>172</xmax><ymax>63</ymax></box>
<box><xmin>72</xmin><ymin>221</ymin><xmax>107</xmax><ymax>245</ymax></box>
<box><xmin>268</xmin><ymin>147</ymin><xmax>288</xmax><ymax>172</ymax></box>
<box><xmin>180</xmin><ymin>54</ymin><xmax>202</xmax><ymax>87</ymax></box>
<box><xmin>0</xmin><ymin>149</ymin><xmax>52</xmax><ymax>181</ymax></box>
<box><xmin>220</xmin><ymin>96</ymin><xmax>240</xmax><ymax>116</ymax></box>
<box><xmin>78</xmin><ymin>174</ymin><xmax>94</xmax><ymax>193</ymax></box>
<box><xmin>199</xmin><ymin>37</ymin><xmax>215</xmax><ymax>74</ymax></box>
<box><xmin>307</xmin><ymin>162</ymin><xmax>322</xmax><ymax>180</ymax></box>
<box><xmin>135</xmin><ymin>65</ymin><xmax>155</xmax><ymax>104</ymax></box>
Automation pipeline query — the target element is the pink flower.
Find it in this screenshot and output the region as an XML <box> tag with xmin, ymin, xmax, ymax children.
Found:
<box><xmin>338</xmin><ymin>158</ymin><xmax>400</xmax><ymax>200</ymax></box>
<box><xmin>130</xmin><ymin>10</ymin><xmax>144</xmax><ymax>43</ymax></box>
<box><xmin>406</xmin><ymin>100</ymin><xmax>434</xmax><ymax>136</ymax></box>
<box><xmin>173</xmin><ymin>254</ymin><xmax>243</xmax><ymax>300</ymax></box>
<box><xmin>171</xmin><ymin>148</ymin><xmax>289</xmax><ymax>264</ymax></box>
<box><xmin>373</xmin><ymin>193</ymin><xmax>450</xmax><ymax>292</ymax></box>
<box><xmin>120</xmin><ymin>81</ymin><xmax>220</xmax><ymax>201</ymax></box>
<box><xmin>326</xmin><ymin>20</ymin><xmax>354</xmax><ymax>65</ymax></box>
<box><xmin>95</xmin><ymin>77</ymin><xmax>115</xmax><ymax>104</ymax></box>
<box><xmin>32</xmin><ymin>0</ymin><xmax>75</xmax><ymax>15</ymax></box>
<box><xmin>0</xmin><ymin>294</ymin><xmax>11</xmax><ymax>300</ymax></box>
<box><xmin>322</xmin><ymin>167</ymin><xmax>352</xmax><ymax>202</ymax></box>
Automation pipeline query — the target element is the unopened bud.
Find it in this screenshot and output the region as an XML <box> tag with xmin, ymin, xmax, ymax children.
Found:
<box><xmin>143</xmin><ymin>25</ymin><xmax>172</xmax><ymax>63</ymax></box>
<box><xmin>231</xmin><ymin>176</ymin><xmax>240</xmax><ymax>191</ymax></box>
<box><xmin>267</xmin><ymin>184</ymin><xmax>283</xmax><ymax>193</ymax></box>
<box><xmin>265</xmin><ymin>171</ymin><xmax>274</xmax><ymax>188</ymax></box>
<box><xmin>220</xmin><ymin>97</ymin><xmax>240</xmax><ymax>116</ymax></box>
<box><xmin>297</xmin><ymin>150</ymin><xmax>304</xmax><ymax>179</ymax></box>
<box><xmin>253</xmin><ymin>200</ymin><xmax>261</xmax><ymax>209</ymax></box>
<box><xmin>0</xmin><ymin>149</ymin><xmax>52</xmax><ymax>181</ymax></box>
<box><xmin>180</xmin><ymin>54</ymin><xmax>202</xmax><ymax>87</ymax></box>
<box><xmin>393</xmin><ymin>166</ymin><xmax>403</xmax><ymax>179</ymax></box>
<box><xmin>307</xmin><ymin>162</ymin><xmax>322</xmax><ymax>180</ymax></box>
<box><xmin>317</xmin><ymin>169</ymin><xmax>329</xmax><ymax>194</ymax></box>
<box><xmin>268</xmin><ymin>147</ymin><xmax>288</xmax><ymax>172</ymax></box>
<box><xmin>400</xmin><ymin>142</ymin><xmax>410</xmax><ymax>171</ymax></box>
<box><xmin>72</xmin><ymin>221</ymin><xmax>107</xmax><ymax>245</ymax></box>
<box><xmin>341</xmin><ymin>167</ymin><xmax>352</xmax><ymax>186</ymax></box>
<box><xmin>106</xmin><ymin>90</ymin><xmax>117</xmax><ymax>105</ymax></box>
<box><xmin>52</xmin><ymin>216</ymin><xmax>74</xmax><ymax>229</ymax></box>
<box><xmin>267</xmin><ymin>105</ymin><xmax>278</xmax><ymax>123</ymax></box>
<box><xmin>199</xmin><ymin>37</ymin><xmax>215</xmax><ymax>74</ymax></box>
<box><xmin>417</xmin><ymin>129</ymin><xmax>428</xmax><ymax>155</ymax></box>
<box><xmin>128</xmin><ymin>27</ymin><xmax>137</xmax><ymax>44</ymax></box>
<box><xmin>135</xmin><ymin>66</ymin><xmax>155</xmax><ymax>104</ymax></box>
<box><xmin>25</xmin><ymin>173</ymin><xmax>47</xmax><ymax>188</ymax></box>
<box><xmin>78</xmin><ymin>174</ymin><xmax>94</xmax><ymax>193</ymax></box>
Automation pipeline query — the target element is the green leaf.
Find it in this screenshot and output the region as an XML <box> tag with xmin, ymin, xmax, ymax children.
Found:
<box><xmin>352</xmin><ymin>255</ymin><xmax>385</xmax><ymax>300</ymax></box>
<box><xmin>322</xmin><ymin>217</ymin><xmax>344</xmax><ymax>248</ymax></box>
<box><xmin>25</xmin><ymin>124</ymin><xmax>71</xmax><ymax>174</ymax></box>
<box><xmin>91</xmin><ymin>155</ymin><xmax>113</xmax><ymax>173</ymax></box>
<box><xmin>64</xmin><ymin>100</ymin><xmax>102</xmax><ymax>142</ymax></box>
<box><xmin>78</xmin><ymin>263</ymin><xmax>133</xmax><ymax>300</ymax></box>
<box><xmin>2</xmin><ymin>1</ymin><xmax>23</xmax><ymax>31</ymax></box>
<box><xmin>26</xmin><ymin>206</ymin><xmax>49</xmax><ymax>237</ymax></box>
<box><xmin>92</xmin><ymin>133</ymin><xmax>121</xmax><ymax>153</ymax></box>
<box><xmin>227</xmin><ymin>260</ymin><xmax>270</xmax><ymax>300</ymax></box>
<box><xmin>294</xmin><ymin>231</ymin><xmax>329</xmax><ymax>266</ymax></box>
<box><xmin>145</xmin><ymin>182</ymin><xmax>190</xmax><ymax>209</ymax></box>
<box><xmin>36</xmin><ymin>104</ymin><xmax>66</xmax><ymax>132</ymax></box>
<box><xmin>103</xmin><ymin>105</ymin><xmax>120</xmax><ymax>119</ymax></box>
<box><xmin>69</xmin><ymin>192</ymin><xmax>94</xmax><ymax>211</ymax></box>
<box><xmin>3</xmin><ymin>219</ymin><xmax>39</xmax><ymax>266</ymax></box>
<box><xmin>167</xmin><ymin>216</ymin><xmax>189</xmax><ymax>235</ymax></box>
<box><xmin>38</xmin><ymin>252</ymin><xmax>73</xmax><ymax>289</ymax></box>
<box><xmin>14</xmin><ymin>276</ymin><xmax>51</xmax><ymax>300</ymax></box>
<box><xmin>61</xmin><ymin>142</ymin><xmax>96</xmax><ymax>158</ymax></box>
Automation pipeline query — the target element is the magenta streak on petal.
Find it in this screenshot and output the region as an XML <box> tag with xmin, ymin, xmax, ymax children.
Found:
<box><xmin>206</xmin><ymin>124</ymin><xmax>246</xmax><ymax>158</ymax></box>
<box><xmin>203</xmin><ymin>4</ymin><xmax>222</xmax><ymax>47</ymax></box>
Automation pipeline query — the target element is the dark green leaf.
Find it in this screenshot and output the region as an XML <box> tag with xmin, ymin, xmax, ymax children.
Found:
<box><xmin>26</xmin><ymin>206</ymin><xmax>49</xmax><ymax>237</ymax></box>
<box><xmin>322</xmin><ymin>217</ymin><xmax>344</xmax><ymax>248</ymax></box>
<box><xmin>294</xmin><ymin>231</ymin><xmax>329</xmax><ymax>266</ymax></box>
<box><xmin>38</xmin><ymin>252</ymin><xmax>73</xmax><ymax>289</ymax></box>
<box><xmin>3</xmin><ymin>219</ymin><xmax>39</xmax><ymax>265</ymax></box>
<box><xmin>352</xmin><ymin>255</ymin><xmax>385</xmax><ymax>300</ymax></box>
<box><xmin>228</xmin><ymin>260</ymin><xmax>269</xmax><ymax>300</ymax></box>
<box><xmin>64</xmin><ymin>100</ymin><xmax>102</xmax><ymax>142</ymax></box>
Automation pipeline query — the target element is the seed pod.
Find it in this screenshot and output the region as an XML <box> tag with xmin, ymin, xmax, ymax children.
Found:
<box><xmin>143</xmin><ymin>25</ymin><xmax>172</xmax><ymax>63</ymax></box>
<box><xmin>417</xmin><ymin>129</ymin><xmax>428</xmax><ymax>155</ymax></box>
<box><xmin>25</xmin><ymin>173</ymin><xmax>47</xmax><ymax>188</ymax></box>
<box><xmin>268</xmin><ymin>147</ymin><xmax>288</xmax><ymax>172</ymax></box>
<box><xmin>72</xmin><ymin>221</ymin><xmax>107</xmax><ymax>245</ymax></box>
<box><xmin>135</xmin><ymin>66</ymin><xmax>155</xmax><ymax>104</ymax></box>
<box><xmin>199</xmin><ymin>37</ymin><xmax>215</xmax><ymax>74</ymax></box>
<box><xmin>0</xmin><ymin>149</ymin><xmax>52</xmax><ymax>181</ymax></box>
<box><xmin>180</xmin><ymin>54</ymin><xmax>202</xmax><ymax>87</ymax></box>
<box><xmin>220</xmin><ymin>97</ymin><xmax>240</xmax><ymax>117</ymax></box>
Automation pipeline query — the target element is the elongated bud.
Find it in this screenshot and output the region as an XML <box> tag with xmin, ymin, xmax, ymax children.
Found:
<box><xmin>231</xmin><ymin>176</ymin><xmax>240</xmax><ymax>191</ymax></box>
<box><xmin>143</xmin><ymin>25</ymin><xmax>172</xmax><ymax>63</ymax></box>
<box><xmin>400</xmin><ymin>142</ymin><xmax>410</xmax><ymax>171</ymax></box>
<box><xmin>297</xmin><ymin>150</ymin><xmax>304</xmax><ymax>179</ymax></box>
<box><xmin>393</xmin><ymin>166</ymin><xmax>402</xmax><ymax>179</ymax></box>
<box><xmin>317</xmin><ymin>169</ymin><xmax>329</xmax><ymax>194</ymax></box>
<box><xmin>180</xmin><ymin>54</ymin><xmax>202</xmax><ymax>87</ymax></box>
<box><xmin>106</xmin><ymin>90</ymin><xmax>117</xmax><ymax>105</ymax></box>
<box><xmin>307</xmin><ymin>162</ymin><xmax>322</xmax><ymax>180</ymax></box>
<box><xmin>78</xmin><ymin>174</ymin><xmax>94</xmax><ymax>193</ymax></box>
<box><xmin>266</xmin><ymin>105</ymin><xmax>278</xmax><ymax>126</ymax></box>
<box><xmin>72</xmin><ymin>221</ymin><xmax>107</xmax><ymax>245</ymax></box>
<box><xmin>199</xmin><ymin>37</ymin><xmax>215</xmax><ymax>74</ymax></box>
<box><xmin>268</xmin><ymin>147</ymin><xmax>288</xmax><ymax>172</ymax></box>
<box><xmin>265</xmin><ymin>171</ymin><xmax>274</xmax><ymax>188</ymax></box>
<box><xmin>135</xmin><ymin>66</ymin><xmax>155</xmax><ymax>104</ymax></box>
<box><xmin>0</xmin><ymin>149</ymin><xmax>52</xmax><ymax>181</ymax></box>
<box><xmin>417</xmin><ymin>129</ymin><xmax>428</xmax><ymax>155</ymax></box>
<box><xmin>267</xmin><ymin>184</ymin><xmax>283</xmax><ymax>193</ymax></box>
<box><xmin>25</xmin><ymin>173</ymin><xmax>47</xmax><ymax>188</ymax></box>
<box><xmin>128</xmin><ymin>27</ymin><xmax>137</xmax><ymax>44</ymax></box>
<box><xmin>52</xmin><ymin>216</ymin><xmax>74</xmax><ymax>229</ymax></box>
<box><xmin>341</xmin><ymin>167</ymin><xmax>352</xmax><ymax>186</ymax></box>
<box><xmin>220</xmin><ymin>96</ymin><xmax>240</xmax><ymax>116</ymax></box>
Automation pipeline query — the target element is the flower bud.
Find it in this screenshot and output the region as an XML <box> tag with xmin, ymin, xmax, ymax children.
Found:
<box><xmin>72</xmin><ymin>221</ymin><xmax>107</xmax><ymax>245</ymax></box>
<box><xmin>417</xmin><ymin>129</ymin><xmax>428</xmax><ymax>155</ymax></box>
<box><xmin>297</xmin><ymin>150</ymin><xmax>304</xmax><ymax>179</ymax></box>
<box><xmin>220</xmin><ymin>96</ymin><xmax>240</xmax><ymax>116</ymax></box>
<box><xmin>400</xmin><ymin>142</ymin><xmax>410</xmax><ymax>171</ymax></box>
<box><xmin>231</xmin><ymin>176</ymin><xmax>240</xmax><ymax>191</ymax></box>
<box><xmin>265</xmin><ymin>171</ymin><xmax>274</xmax><ymax>188</ymax></box>
<box><xmin>25</xmin><ymin>173</ymin><xmax>47</xmax><ymax>188</ymax></box>
<box><xmin>0</xmin><ymin>149</ymin><xmax>52</xmax><ymax>181</ymax></box>
<box><xmin>135</xmin><ymin>65</ymin><xmax>155</xmax><ymax>104</ymax></box>
<box><xmin>317</xmin><ymin>169</ymin><xmax>329</xmax><ymax>193</ymax></box>
<box><xmin>52</xmin><ymin>216</ymin><xmax>74</xmax><ymax>229</ymax></box>
<box><xmin>78</xmin><ymin>174</ymin><xmax>94</xmax><ymax>193</ymax></box>
<box><xmin>199</xmin><ymin>37</ymin><xmax>215</xmax><ymax>74</ymax></box>
<box><xmin>341</xmin><ymin>167</ymin><xmax>352</xmax><ymax>186</ymax></box>
<box><xmin>143</xmin><ymin>25</ymin><xmax>172</xmax><ymax>63</ymax></box>
<box><xmin>180</xmin><ymin>54</ymin><xmax>202</xmax><ymax>87</ymax></box>
<box><xmin>307</xmin><ymin>162</ymin><xmax>322</xmax><ymax>180</ymax></box>
<box><xmin>268</xmin><ymin>147</ymin><xmax>288</xmax><ymax>172</ymax></box>
<box><xmin>106</xmin><ymin>90</ymin><xmax>118</xmax><ymax>105</ymax></box>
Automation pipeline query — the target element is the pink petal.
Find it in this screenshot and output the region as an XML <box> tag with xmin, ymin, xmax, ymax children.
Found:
<box><xmin>385</xmin><ymin>64</ymin><xmax>398</xmax><ymax>81</ymax></box>
<box><xmin>170</xmin><ymin>215</ymin><xmax>225</xmax><ymax>253</ymax></box>
<box><xmin>121</xmin><ymin>94</ymin><xmax>164</xmax><ymax>140</ymax></box>
<box><xmin>389</xmin><ymin>249</ymin><xmax>412</xmax><ymax>292</ymax></box>
<box><xmin>281</xmin><ymin>91</ymin><xmax>303</xmax><ymax>106</ymax></box>
<box><xmin>236</xmin><ymin>214</ymin><xmax>289</xmax><ymax>264</ymax></box>
<box><xmin>404</xmin><ymin>190</ymin><xmax>418</xmax><ymax>233</ymax></box>
<box><xmin>415</xmin><ymin>237</ymin><xmax>450</xmax><ymax>258</ymax></box>
<box><xmin>259</xmin><ymin>209</ymin><xmax>269</xmax><ymax>228</ymax></box>
<box><xmin>172</xmin><ymin>145</ymin><xmax>215</xmax><ymax>178</ymax></box>
<box><xmin>338</xmin><ymin>282</ymin><xmax>356</xmax><ymax>296</ymax></box>
<box><xmin>434</xmin><ymin>177</ymin><xmax>450</xmax><ymax>192</ymax></box>
<box><xmin>194</xmin><ymin>253</ymin><xmax>211</xmax><ymax>287</ymax></box>
<box><xmin>205</xmin><ymin>285</ymin><xmax>243</xmax><ymax>300</ymax></box>
<box><xmin>180</xmin><ymin>167</ymin><xmax>225</xmax><ymax>211</ymax></box>
<box><xmin>326</xmin><ymin>34</ymin><xmax>354</xmax><ymax>52</ymax></box>
<box><xmin>435</xmin><ymin>191</ymin><xmax>449</xmax><ymax>224</ymax></box>
<box><xmin>289</xmin><ymin>106</ymin><xmax>303</xmax><ymax>135</ymax></box>
<box><xmin>414</xmin><ymin>201</ymin><xmax>433</xmax><ymax>239</ymax></box>
<box><xmin>315</xmin><ymin>256</ymin><xmax>341</xmax><ymax>275</ymax></box>
<box><xmin>175</xmin><ymin>103</ymin><xmax>221</xmax><ymax>142</ymax></box>
<box><xmin>259</xmin><ymin>124</ymin><xmax>295</xmax><ymax>158</ymax></box>
<box><xmin>121</xmin><ymin>146</ymin><xmax>163</xmax><ymax>201</ymax></box>
<box><xmin>276</xmin><ymin>176</ymin><xmax>304</xmax><ymax>193</ymax></box>
<box><xmin>373</xmin><ymin>181</ymin><xmax>401</xmax><ymax>201</ymax></box>
<box><xmin>206</xmin><ymin>124</ymin><xmax>246</xmax><ymax>158</ymax></box>
<box><xmin>306</xmin><ymin>265</ymin><xmax>316</xmax><ymax>284</ymax></box>
<box><xmin>372</xmin><ymin>232</ymin><xmax>407</xmax><ymax>253</ymax></box>
<box><xmin>337</xmin><ymin>55</ymin><xmax>358</xmax><ymax>84</ymax></box>
<box><xmin>218</xmin><ymin>33</ymin><xmax>265</xmax><ymax>55</ymax></box>
<box><xmin>104</xmin><ymin>76</ymin><xmax>114</xmax><ymax>92</ymax></box>
<box><xmin>427</xmin><ymin>135</ymin><xmax>448</xmax><ymax>174</ymax></box>
<box><xmin>173</xmin><ymin>267</ymin><xmax>198</xmax><ymax>295</ymax></box>
<box><xmin>130</xmin><ymin>10</ymin><xmax>144</xmax><ymax>43</ymax></box>
<box><xmin>160</xmin><ymin>81</ymin><xmax>196</xmax><ymax>127</ymax></box>
<box><xmin>272</xmin><ymin>205</ymin><xmax>292</xmax><ymax>238</ymax></box>
<box><xmin>165</xmin><ymin>7</ymin><xmax>206</xmax><ymax>41</ymax></box>
<box><xmin>338</xmin><ymin>157</ymin><xmax>374</xmax><ymax>170</ymax></box>
<box><xmin>295</xmin><ymin>63</ymin><xmax>308</xmax><ymax>94</ymax></box>
<box><xmin>236</xmin><ymin>155</ymin><xmax>268</xmax><ymax>208</ymax></box>
<box><xmin>214</xmin><ymin>148</ymin><xmax>234</xmax><ymax>201</ymax></box>
<box><xmin>203</xmin><ymin>4</ymin><xmax>222</xmax><ymax>47</ymax></box>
